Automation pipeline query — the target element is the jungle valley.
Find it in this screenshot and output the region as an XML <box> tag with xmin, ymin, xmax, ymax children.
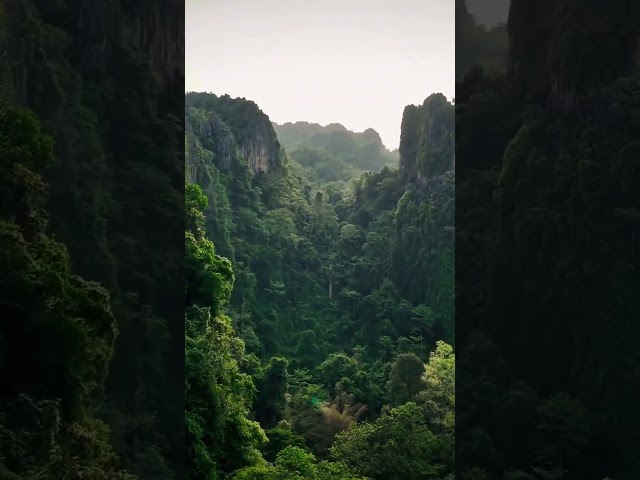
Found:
<box><xmin>184</xmin><ymin>91</ymin><xmax>455</xmax><ymax>480</ymax></box>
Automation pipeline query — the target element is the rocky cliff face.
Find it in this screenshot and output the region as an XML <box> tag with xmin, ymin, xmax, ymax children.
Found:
<box><xmin>508</xmin><ymin>0</ymin><xmax>639</xmax><ymax>103</ymax></box>
<box><xmin>235</xmin><ymin>117</ymin><xmax>281</xmax><ymax>174</ymax></box>
<box><xmin>4</xmin><ymin>0</ymin><xmax>183</xmax><ymax>101</ymax></box>
<box><xmin>399</xmin><ymin>93</ymin><xmax>454</xmax><ymax>181</ymax></box>
<box><xmin>2</xmin><ymin>0</ymin><xmax>185</xmax><ymax>272</ymax></box>
<box><xmin>185</xmin><ymin>92</ymin><xmax>282</xmax><ymax>175</ymax></box>
<box><xmin>120</xmin><ymin>1</ymin><xmax>184</xmax><ymax>87</ymax></box>
<box><xmin>188</xmin><ymin>111</ymin><xmax>235</xmax><ymax>172</ymax></box>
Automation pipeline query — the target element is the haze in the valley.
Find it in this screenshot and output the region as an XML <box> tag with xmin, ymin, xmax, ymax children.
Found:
<box><xmin>186</xmin><ymin>0</ymin><xmax>454</xmax><ymax>150</ymax></box>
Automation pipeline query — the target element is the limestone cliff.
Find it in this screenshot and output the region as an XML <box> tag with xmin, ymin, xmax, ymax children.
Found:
<box><xmin>120</xmin><ymin>1</ymin><xmax>184</xmax><ymax>87</ymax></box>
<box><xmin>235</xmin><ymin>117</ymin><xmax>282</xmax><ymax>174</ymax></box>
<box><xmin>399</xmin><ymin>93</ymin><xmax>454</xmax><ymax>181</ymax></box>
<box><xmin>4</xmin><ymin>0</ymin><xmax>183</xmax><ymax>103</ymax></box>
<box><xmin>185</xmin><ymin>92</ymin><xmax>282</xmax><ymax>175</ymax></box>
<box><xmin>508</xmin><ymin>0</ymin><xmax>640</xmax><ymax>104</ymax></box>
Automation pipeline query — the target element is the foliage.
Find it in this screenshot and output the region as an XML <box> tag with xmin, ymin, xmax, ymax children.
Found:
<box><xmin>332</xmin><ymin>403</ymin><xmax>443</xmax><ymax>480</ymax></box>
<box><xmin>185</xmin><ymin>91</ymin><xmax>455</xmax><ymax>478</ymax></box>
<box><xmin>387</xmin><ymin>353</ymin><xmax>425</xmax><ymax>406</ymax></box>
<box><xmin>274</xmin><ymin>122</ymin><xmax>398</xmax><ymax>182</ymax></box>
<box><xmin>232</xmin><ymin>446</ymin><xmax>366</xmax><ymax>480</ymax></box>
<box><xmin>3</xmin><ymin>2</ymin><xmax>184</xmax><ymax>477</ymax></box>
<box><xmin>0</xmin><ymin>103</ymin><xmax>133</xmax><ymax>479</ymax></box>
<box><xmin>456</xmin><ymin>3</ymin><xmax>640</xmax><ymax>477</ymax></box>
<box><xmin>185</xmin><ymin>183</ymin><xmax>267</xmax><ymax>479</ymax></box>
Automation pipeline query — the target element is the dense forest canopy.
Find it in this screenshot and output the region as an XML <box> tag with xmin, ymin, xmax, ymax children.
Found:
<box><xmin>0</xmin><ymin>102</ymin><xmax>136</xmax><ymax>480</ymax></box>
<box><xmin>184</xmin><ymin>91</ymin><xmax>455</xmax><ymax>479</ymax></box>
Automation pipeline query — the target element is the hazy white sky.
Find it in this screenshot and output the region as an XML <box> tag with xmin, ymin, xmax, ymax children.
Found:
<box><xmin>186</xmin><ymin>0</ymin><xmax>454</xmax><ymax>150</ymax></box>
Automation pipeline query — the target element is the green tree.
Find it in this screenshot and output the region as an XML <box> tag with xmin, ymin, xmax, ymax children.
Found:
<box><xmin>419</xmin><ymin>341</ymin><xmax>455</xmax><ymax>426</ymax></box>
<box><xmin>233</xmin><ymin>446</ymin><xmax>366</xmax><ymax>480</ymax></box>
<box><xmin>387</xmin><ymin>353</ymin><xmax>426</xmax><ymax>406</ymax></box>
<box><xmin>332</xmin><ymin>403</ymin><xmax>442</xmax><ymax>480</ymax></box>
<box><xmin>254</xmin><ymin>357</ymin><xmax>289</xmax><ymax>428</ymax></box>
<box><xmin>0</xmin><ymin>104</ymin><xmax>132</xmax><ymax>479</ymax></box>
<box><xmin>185</xmin><ymin>183</ymin><xmax>266</xmax><ymax>479</ymax></box>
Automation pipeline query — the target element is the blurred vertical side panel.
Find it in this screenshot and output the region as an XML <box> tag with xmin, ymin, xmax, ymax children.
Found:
<box><xmin>456</xmin><ymin>0</ymin><xmax>640</xmax><ymax>478</ymax></box>
<box><xmin>0</xmin><ymin>0</ymin><xmax>185</xmax><ymax>479</ymax></box>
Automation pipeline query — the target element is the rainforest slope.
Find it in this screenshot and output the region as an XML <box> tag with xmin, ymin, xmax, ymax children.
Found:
<box><xmin>456</xmin><ymin>0</ymin><xmax>640</xmax><ymax>478</ymax></box>
<box><xmin>1</xmin><ymin>1</ymin><xmax>184</xmax><ymax>478</ymax></box>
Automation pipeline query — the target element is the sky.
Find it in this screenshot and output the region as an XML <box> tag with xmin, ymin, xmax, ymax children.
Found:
<box><xmin>186</xmin><ymin>0</ymin><xmax>454</xmax><ymax>150</ymax></box>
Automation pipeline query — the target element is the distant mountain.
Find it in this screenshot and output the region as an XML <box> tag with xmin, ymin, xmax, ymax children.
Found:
<box><xmin>273</xmin><ymin>122</ymin><xmax>399</xmax><ymax>182</ymax></box>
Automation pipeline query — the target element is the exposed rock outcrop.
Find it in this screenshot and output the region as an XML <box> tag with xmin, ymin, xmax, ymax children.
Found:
<box><xmin>235</xmin><ymin>119</ymin><xmax>281</xmax><ymax>174</ymax></box>
<box><xmin>399</xmin><ymin>93</ymin><xmax>454</xmax><ymax>181</ymax></box>
<box><xmin>185</xmin><ymin>92</ymin><xmax>282</xmax><ymax>175</ymax></box>
<box><xmin>508</xmin><ymin>0</ymin><xmax>640</xmax><ymax>105</ymax></box>
<box><xmin>4</xmin><ymin>0</ymin><xmax>183</xmax><ymax>108</ymax></box>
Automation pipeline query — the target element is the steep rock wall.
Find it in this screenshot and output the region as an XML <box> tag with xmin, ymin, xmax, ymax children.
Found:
<box><xmin>508</xmin><ymin>0</ymin><xmax>640</xmax><ymax>104</ymax></box>
<box><xmin>399</xmin><ymin>93</ymin><xmax>454</xmax><ymax>181</ymax></box>
<box><xmin>185</xmin><ymin>92</ymin><xmax>282</xmax><ymax>175</ymax></box>
<box><xmin>4</xmin><ymin>0</ymin><xmax>183</xmax><ymax>101</ymax></box>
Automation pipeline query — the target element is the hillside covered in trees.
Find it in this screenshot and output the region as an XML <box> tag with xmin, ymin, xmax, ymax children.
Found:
<box><xmin>273</xmin><ymin>121</ymin><xmax>399</xmax><ymax>183</ymax></box>
<box><xmin>185</xmin><ymin>91</ymin><xmax>455</xmax><ymax>479</ymax></box>
<box><xmin>457</xmin><ymin>0</ymin><xmax>640</xmax><ymax>478</ymax></box>
<box><xmin>0</xmin><ymin>1</ymin><xmax>184</xmax><ymax>479</ymax></box>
